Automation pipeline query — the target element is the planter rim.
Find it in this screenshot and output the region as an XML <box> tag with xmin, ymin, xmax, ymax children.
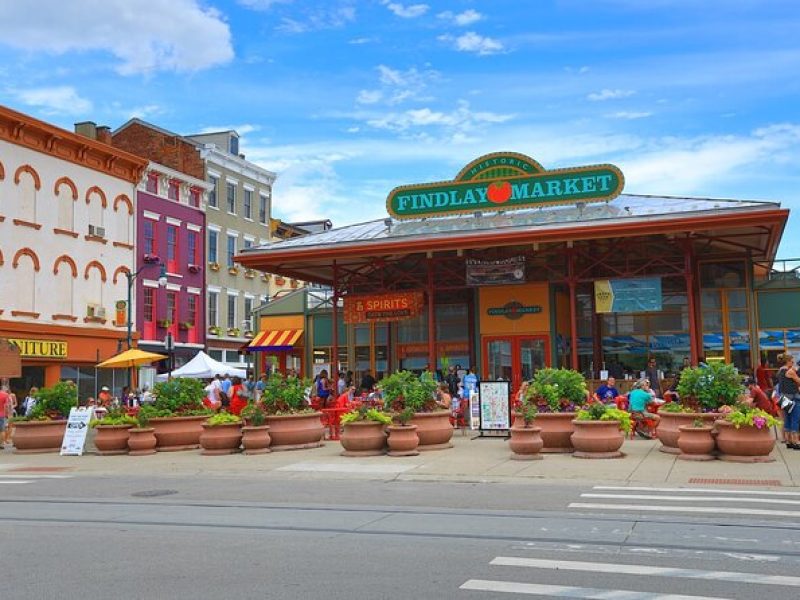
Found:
<box><xmin>241</xmin><ymin>425</ymin><xmax>270</xmax><ymax>431</ymax></box>
<box><xmin>411</xmin><ymin>410</ymin><xmax>450</xmax><ymax>417</ymax></box>
<box><xmin>150</xmin><ymin>415</ymin><xmax>209</xmax><ymax>422</ymax></box>
<box><xmin>129</xmin><ymin>427</ymin><xmax>155</xmax><ymax>433</ymax></box>
<box><xmin>13</xmin><ymin>419</ymin><xmax>68</xmax><ymax>426</ymax></box>
<box><xmin>95</xmin><ymin>423</ymin><xmax>134</xmax><ymax>429</ymax></box>
<box><xmin>387</xmin><ymin>424</ymin><xmax>418</xmax><ymax>430</ymax></box>
<box><xmin>202</xmin><ymin>422</ymin><xmax>242</xmax><ymax>429</ymax></box>
<box><xmin>714</xmin><ymin>419</ymin><xmax>769</xmax><ymax>430</ymax></box>
<box><xmin>536</xmin><ymin>412</ymin><xmax>577</xmax><ymax>417</ymax></box>
<box><xmin>265</xmin><ymin>411</ymin><xmax>322</xmax><ymax>420</ymax></box>
<box><xmin>342</xmin><ymin>420</ymin><xmax>388</xmax><ymax>426</ymax></box>
<box><xmin>511</xmin><ymin>424</ymin><xmax>542</xmax><ymax>432</ymax></box>
<box><xmin>572</xmin><ymin>419</ymin><xmax>624</xmax><ymax>426</ymax></box>
<box><xmin>660</xmin><ymin>411</ymin><xmax>721</xmax><ymax>417</ymax></box>
<box><xmin>678</xmin><ymin>425</ymin><xmax>714</xmax><ymax>432</ymax></box>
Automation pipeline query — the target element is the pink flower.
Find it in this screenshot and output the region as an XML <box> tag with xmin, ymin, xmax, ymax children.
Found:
<box><xmin>753</xmin><ymin>416</ymin><xmax>767</xmax><ymax>430</ymax></box>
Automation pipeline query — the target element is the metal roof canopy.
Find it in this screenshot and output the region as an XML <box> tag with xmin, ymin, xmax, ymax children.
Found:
<box><xmin>237</xmin><ymin>193</ymin><xmax>787</xmax><ymax>288</ymax></box>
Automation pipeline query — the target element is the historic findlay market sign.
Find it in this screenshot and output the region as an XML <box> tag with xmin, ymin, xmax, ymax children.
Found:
<box><xmin>386</xmin><ymin>151</ymin><xmax>624</xmax><ymax>220</ymax></box>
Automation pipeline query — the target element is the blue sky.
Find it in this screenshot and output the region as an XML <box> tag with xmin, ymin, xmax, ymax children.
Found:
<box><xmin>1</xmin><ymin>1</ymin><xmax>799</xmax><ymax>253</ymax></box>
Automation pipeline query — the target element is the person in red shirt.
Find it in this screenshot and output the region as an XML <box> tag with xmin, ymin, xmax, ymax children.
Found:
<box><xmin>755</xmin><ymin>357</ymin><xmax>772</xmax><ymax>391</ymax></box>
<box><xmin>0</xmin><ymin>388</ymin><xmax>10</xmax><ymax>445</ymax></box>
<box><xmin>745</xmin><ymin>377</ymin><xmax>777</xmax><ymax>416</ymax></box>
<box><xmin>228</xmin><ymin>376</ymin><xmax>248</xmax><ymax>416</ymax></box>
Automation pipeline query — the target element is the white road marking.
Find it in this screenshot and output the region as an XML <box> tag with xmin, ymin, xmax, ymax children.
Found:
<box><xmin>0</xmin><ymin>480</ymin><xmax>33</xmax><ymax>484</ymax></box>
<box><xmin>460</xmin><ymin>579</ymin><xmax>730</xmax><ymax>599</ymax></box>
<box><xmin>0</xmin><ymin>474</ymin><xmax>72</xmax><ymax>479</ymax></box>
<box><xmin>276</xmin><ymin>462</ymin><xmax>414</xmax><ymax>474</ymax></box>
<box><xmin>491</xmin><ymin>557</ymin><xmax>800</xmax><ymax>587</ymax></box>
<box><xmin>593</xmin><ymin>486</ymin><xmax>800</xmax><ymax>497</ymax></box>
<box><xmin>582</xmin><ymin>493</ymin><xmax>800</xmax><ymax>506</ymax></box>
<box><xmin>568</xmin><ymin>502</ymin><xmax>795</xmax><ymax>517</ymax></box>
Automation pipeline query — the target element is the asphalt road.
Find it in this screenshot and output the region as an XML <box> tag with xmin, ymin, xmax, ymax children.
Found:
<box><xmin>2</xmin><ymin>475</ymin><xmax>800</xmax><ymax>599</ymax></box>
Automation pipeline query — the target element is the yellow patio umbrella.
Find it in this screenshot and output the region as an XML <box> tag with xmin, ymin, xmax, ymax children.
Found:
<box><xmin>96</xmin><ymin>348</ymin><xmax>168</xmax><ymax>369</ymax></box>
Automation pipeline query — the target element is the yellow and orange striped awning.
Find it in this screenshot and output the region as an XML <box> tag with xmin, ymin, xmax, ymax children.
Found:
<box><xmin>247</xmin><ymin>328</ymin><xmax>304</xmax><ymax>351</ymax></box>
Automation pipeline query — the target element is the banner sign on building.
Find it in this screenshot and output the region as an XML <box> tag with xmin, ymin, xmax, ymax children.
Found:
<box><xmin>467</xmin><ymin>256</ymin><xmax>526</xmax><ymax>286</ymax></box>
<box><xmin>0</xmin><ymin>338</ymin><xmax>22</xmax><ymax>378</ymax></box>
<box><xmin>386</xmin><ymin>151</ymin><xmax>624</xmax><ymax>220</ymax></box>
<box><xmin>7</xmin><ymin>338</ymin><xmax>68</xmax><ymax>359</ymax></box>
<box><xmin>343</xmin><ymin>291</ymin><xmax>424</xmax><ymax>324</ymax></box>
<box><xmin>594</xmin><ymin>278</ymin><xmax>662</xmax><ymax>313</ymax></box>
<box><xmin>115</xmin><ymin>300</ymin><xmax>127</xmax><ymax>327</ymax></box>
<box><xmin>60</xmin><ymin>407</ymin><xmax>95</xmax><ymax>456</ymax></box>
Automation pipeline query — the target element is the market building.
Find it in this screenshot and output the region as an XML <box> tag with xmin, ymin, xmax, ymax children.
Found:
<box><xmin>0</xmin><ymin>107</ymin><xmax>147</xmax><ymax>399</ymax></box>
<box><xmin>238</xmin><ymin>152</ymin><xmax>793</xmax><ymax>393</ymax></box>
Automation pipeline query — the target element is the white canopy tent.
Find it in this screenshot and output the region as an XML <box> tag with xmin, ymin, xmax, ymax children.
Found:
<box><xmin>155</xmin><ymin>351</ymin><xmax>246</xmax><ymax>382</ymax></box>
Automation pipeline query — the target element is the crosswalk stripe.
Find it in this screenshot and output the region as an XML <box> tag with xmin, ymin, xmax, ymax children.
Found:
<box><xmin>460</xmin><ymin>579</ymin><xmax>730</xmax><ymax>599</ymax></box>
<box><xmin>582</xmin><ymin>493</ymin><xmax>800</xmax><ymax>506</ymax></box>
<box><xmin>0</xmin><ymin>480</ymin><xmax>33</xmax><ymax>484</ymax></box>
<box><xmin>0</xmin><ymin>474</ymin><xmax>72</xmax><ymax>479</ymax></box>
<box><xmin>568</xmin><ymin>502</ymin><xmax>795</xmax><ymax>517</ymax></box>
<box><xmin>593</xmin><ymin>486</ymin><xmax>800</xmax><ymax>497</ymax></box>
<box><xmin>490</xmin><ymin>557</ymin><xmax>800</xmax><ymax>587</ymax></box>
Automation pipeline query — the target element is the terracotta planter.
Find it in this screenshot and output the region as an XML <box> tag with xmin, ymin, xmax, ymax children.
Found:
<box><xmin>12</xmin><ymin>420</ymin><xmax>67</xmax><ymax>454</ymax></box>
<box><xmin>264</xmin><ymin>412</ymin><xmax>324</xmax><ymax>451</ymax></box>
<box><xmin>200</xmin><ymin>422</ymin><xmax>242</xmax><ymax>455</ymax></box>
<box><xmin>340</xmin><ymin>421</ymin><xmax>387</xmax><ymax>456</ymax></box>
<box><xmin>150</xmin><ymin>415</ymin><xmax>207</xmax><ymax>451</ymax></box>
<box><xmin>677</xmin><ymin>425</ymin><xmax>716</xmax><ymax>461</ymax></box>
<box><xmin>386</xmin><ymin>424</ymin><xmax>419</xmax><ymax>456</ymax></box>
<box><xmin>242</xmin><ymin>425</ymin><xmax>271</xmax><ymax>455</ymax></box>
<box><xmin>94</xmin><ymin>424</ymin><xmax>133</xmax><ymax>455</ymax></box>
<box><xmin>410</xmin><ymin>411</ymin><xmax>453</xmax><ymax>451</ymax></box>
<box><xmin>508</xmin><ymin>419</ymin><xmax>543</xmax><ymax>460</ymax></box>
<box><xmin>128</xmin><ymin>428</ymin><xmax>157</xmax><ymax>455</ymax></box>
<box><xmin>657</xmin><ymin>412</ymin><xmax>720</xmax><ymax>454</ymax></box>
<box><xmin>571</xmin><ymin>420</ymin><xmax>625</xmax><ymax>459</ymax></box>
<box><xmin>715</xmin><ymin>420</ymin><xmax>776</xmax><ymax>463</ymax></box>
<box><xmin>536</xmin><ymin>413</ymin><xmax>576</xmax><ymax>453</ymax></box>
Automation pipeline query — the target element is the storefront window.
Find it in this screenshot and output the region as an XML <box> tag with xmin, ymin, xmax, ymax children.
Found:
<box><xmin>700</xmin><ymin>261</ymin><xmax>751</xmax><ymax>371</ymax></box>
<box><xmin>398</xmin><ymin>312</ymin><xmax>428</xmax><ymax>343</ymax></box>
<box><xmin>435</xmin><ymin>304</ymin><xmax>468</xmax><ymax>341</ymax></box>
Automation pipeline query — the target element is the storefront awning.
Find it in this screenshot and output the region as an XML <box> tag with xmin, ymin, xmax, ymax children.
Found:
<box><xmin>247</xmin><ymin>329</ymin><xmax>303</xmax><ymax>351</ymax></box>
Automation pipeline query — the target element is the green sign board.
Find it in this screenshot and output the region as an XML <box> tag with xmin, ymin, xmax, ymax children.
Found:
<box><xmin>386</xmin><ymin>151</ymin><xmax>625</xmax><ymax>220</ymax></box>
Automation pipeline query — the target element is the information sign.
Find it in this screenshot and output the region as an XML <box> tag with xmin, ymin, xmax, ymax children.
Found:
<box><xmin>594</xmin><ymin>278</ymin><xmax>662</xmax><ymax>313</ymax></box>
<box><xmin>469</xmin><ymin>393</ymin><xmax>480</xmax><ymax>430</ymax></box>
<box><xmin>478</xmin><ymin>381</ymin><xmax>511</xmax><ymax>431</ymax></box>
<box><xmin>60</xmin><ymin>407</ymin><xmax>94</xmax><ymax>456</ymax></box>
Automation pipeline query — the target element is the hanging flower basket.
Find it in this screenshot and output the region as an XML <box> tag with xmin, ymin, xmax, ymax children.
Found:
<box><xmin>208</xmin><ymin>262</ymin><xmax>220</xmax><ymax>272</ymax></box>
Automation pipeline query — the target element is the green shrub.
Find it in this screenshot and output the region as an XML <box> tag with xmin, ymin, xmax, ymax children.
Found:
<box><xmin>27</xmin><ymin>381</ymin><xmax>78</xmax><ymax>420</ymax></box>
<box><xmin>152</xmin><ymin>378</ymin><xmax>206</xmax><ymax>415</ymax></box>
<box><xmin>576</xmin><ymin>402</ymin><xmax>632</xmax><ymax>433</ymax></box>
<box><xmin>90</xmin><ymin>410</ymin><xmax>137</xmax><ymax>428</ymax></box>
<box><xmin>206</xmin><ymin>412</ymin><xmax>242</xmax><ymax>426</ymax></box>
<box><xmin>341</xmin><ymin>407</ymin><xmax>393</xmax><ymax>425</ymax></box>
<box><xmin>240</xmin><ymin>402</ymin><xmax>266</xmax><ymax>426</ymax></box>
<box><xmin>527</xmin><ymin>368</ymin><xmax>587</xmax><ymax>411</ymax></box>
<box><xmin>676</xmin><ymin>363</ymin><xmax>744</xmax><ymax>411</ymax></box>
<box><xmin>725</xmin><ymin>405</ymin><xmax>778</xmax><ymax>430</ymax></box>
<box><xmin>261</xmin><ymin>373</ymin><xmax>312</xmax><ymax>414</ymax></box>
<box><xmin>380</xmin><ymin>370</ymin><xmax>438</xmax><ymax>414</ymax></box>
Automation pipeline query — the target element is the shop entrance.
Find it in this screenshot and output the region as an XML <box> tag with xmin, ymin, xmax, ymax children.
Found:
<box><xmin>483</xmin><ymin>335</ymin><xmax>549</xmax><ymax>393</ymax></box>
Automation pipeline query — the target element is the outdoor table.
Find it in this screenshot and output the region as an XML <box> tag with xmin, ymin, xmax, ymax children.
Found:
<box><xmin>321</xmin><ymin>407</ymin><xmax>350</xmax><ymax>440</ymax></box>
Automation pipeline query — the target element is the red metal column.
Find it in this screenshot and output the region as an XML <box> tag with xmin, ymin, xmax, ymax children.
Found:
<box><xmin>683</xmin><ymin>241</ymin><xmax>700</xmax><ymax>365</ymax></box>
<box><xmin>567</xmin><ymin>249</ymin><xmax>579</xmax><ymax>370</ymax></box>
<box><xmin>332</xmin><ymin>260</ymin><xmax>339</xmax><ymax>375</ymax></box>
<box><xmin>427</xmin><ymin>255</ymin><xmax>436</xmax><ymax>370</ymax></box>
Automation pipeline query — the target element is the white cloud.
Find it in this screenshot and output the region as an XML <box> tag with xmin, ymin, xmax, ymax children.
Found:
<box><xmin>12</xmin><ymin>86</ymin><xmax>92</xmax><ymax>115</ymax></box>
<box><xmin>237</xmin><ymin>0</ymin><xmax>293</xmax><ymax>9</ymax></box>
<box><xmin>366</xmin><ymin>100</ymin><xmax>513</xmax><ymax>136</ymax></box>
<box><xmin>277</xmin><ymin>5</ymin><xmax>356</xmax><ymax>33</ymax></box>
<box><xmin>383</xmin><ymin>1</ymin><xmax>429</xmax><ymax>18</ymax></box>
<box><xmin>349</xmin><ymin>37</ymin><xmax>375</xmax><ymax>45</ymax></box>
<box><xmin>438</xmin><ymin>9</ymin><xmax>483</xmax><ymax>26</ymax></box>
<box><xmin>0</xmin><ymin>1</ymin><xmax>233</xmax><ymax>75</ymax></box>
<box><xmin>606</xmin><ymin>111</ymin><xmax>652</xmax><ymax>119</ymax></box>
<box><xmin>587</xmin><ymin>88</ymin><xmax>636</xmax><ymax>101</ymax></box>
<box><xmin>439</xmin><ymin>31</ymin><xmax>504</xmax><ymax>55</ymax></box>
<box><xmin>356</xmin><ymin>90</ymin><xmax>383</xmax><ymax>104</ymax></box>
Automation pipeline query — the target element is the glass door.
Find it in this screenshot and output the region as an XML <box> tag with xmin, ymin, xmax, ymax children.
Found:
<box><xmin>483</xmin><ymin>335</ymin><xmax>549</xmax><ymax>394</ymax></box>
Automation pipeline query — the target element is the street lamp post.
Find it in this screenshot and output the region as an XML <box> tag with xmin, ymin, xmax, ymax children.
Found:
<box><xmin>242</xmin><ymin>319</ymin><xmax>251</xmax><ymax>377</ymax></box>
<box><xmin>125</xmin><ymin>262</ymin><xmax>168</xmax><ymax>349</ymax></box>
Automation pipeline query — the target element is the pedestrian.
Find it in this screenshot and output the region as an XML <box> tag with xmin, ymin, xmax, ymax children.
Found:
<box><xmin>255</xmin><ymin>374</ymin><xmax>267</xmax><ymax>403</ymax></box>
<box><xmin>22</xmin><ymin>387</ymin><xmax>38</xmax><ymax>417</ymax></box>
<box><xmin>444</xmin><ymin>365</ymin><xmax>460</xmax><ymax>398</ymax></box>
<box><xmin>462</xmin><ymin>366</ymin><xmax>479</xmax><ymax>400</ymax></box>
<box><xmin>229</xmin><ymin>376</ymin><xmax>248</xmax><ymax>416</ymax></box>
<box><xmin>315</xmin><ymin>369</ymin><xmax>332</xmax><ymax>407</ymax></box>
<box><xmin>644</xmin><ymin>357</ymin><xmax>662</xmax><ymax>397</ymax></box>
<box><xmin>220</xmin><ymin>373</ymin><xmax>232</xmax><ymax>397</ymax></box>
<box><xmin>360</xmin><ymin>370</ymin><xmax>376</xmax><ymax>393</ymax></box>
<box><xmin>435</xmin><ymin>382</ymin><xmax>452</xmax><ymax>410</ymax></box>
<box><xmin>337</xmin><ymin>371</ymin><xmax>347</xmax><ymax>396</ymax></box>
<box><xmin>245</xmin><ymin>374</ymin><xmax>256</xmax><ymax>399</ymax></box>
<box><xmin>775</xmin><ymin>353</ymin><xmax>800</xmax><ymax>450</ymax></box>
<box><xmin>0</xmin><ymin>386</ymin><xmax>11</xmax><ymax>446</ymax></box>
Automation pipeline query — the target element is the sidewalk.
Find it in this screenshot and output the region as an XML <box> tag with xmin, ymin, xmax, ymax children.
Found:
<box><xmin>2</xmin><ymin>435</ymin><xmax>799</xmax><ymax>488</ymax></box>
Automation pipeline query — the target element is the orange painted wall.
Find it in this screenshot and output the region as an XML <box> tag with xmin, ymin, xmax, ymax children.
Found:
<box><xmin>258</xmin><ymin>314</ymin><xmax>305</xmax><ymax>334</ymax></box>
<box><xmin>478</xmin><ymin>283</ymin><xmax>551</xmax><ymax>335</ymax></box>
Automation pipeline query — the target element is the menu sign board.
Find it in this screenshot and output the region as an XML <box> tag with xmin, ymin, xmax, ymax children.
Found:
<box><xmin>594</xmin><ymin>278</ymin><xmax>662</xmax><ymax>313</ymax></box>
<box><xmin>60</xmin><ymin>407</ymin><xmax>95</xmax><ymax>456</ymax></box>
<box><xmin>343</xmin><ymin>291</ymin><xmax>424</xmax><ymax>324</ymax></box>
<box><xmin>479</xmin><ymin>381</ymin><xmax>511</xmax><ymax>431</ymax></box>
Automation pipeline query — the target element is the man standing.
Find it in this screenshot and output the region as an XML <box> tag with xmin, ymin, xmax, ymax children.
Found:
<box><xmin>0</xmin><ymin>386</ymin><xmax>10</xmax><ymax>446</ymax></box>
<box><xmin>255</xmin><ymin>374</ymin><xmax>267</xmax><ymax>403</ymax></box>
<box><xmin>462</xmin><ymin>367</ymin><xmax>479</xmax><ymax>399</ymax></box>
<box><xmin>645</xmin><ymin>357</ymin><xmax>662</xmax><ymax>397</ymax></box>
<box><xmin>444</xmin><ymin>365</ymin><xmax>460</xmax><ymax>398</ymax></box>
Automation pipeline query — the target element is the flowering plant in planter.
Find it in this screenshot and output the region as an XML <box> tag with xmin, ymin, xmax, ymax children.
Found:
<box><xmin>208</xmin><ymin>325</ymin><xmax>221</xmax><ymax>335</ymax></box>
<box><xmin>725</xmin><ymin>405</ymin><xmax>778</xmax><ymax>429</ymax></box>
<box><xmin>206</xmin><ymin>412</ymin><xmax>242</xmax><ymax>426</ymax></box>
<box><xmin>157</xmin><ymin>319</ymin><xmax>172</xmax><ymax>328</ymax></box>
<box><xmin>676</xmin><ymin>362</ymin><xmax>744</xmax><ymax>412</ymax></box>
<box><xmin>526</xmin><ymin>368</ymin><xmax>587</xmax><ymax>412</ymax></box>
<box><xmin>90</xmin><ymin>410</ymin><xmax>137</xmax><ymax>428</ymax></box>
<box><xmin>187</xmin><ymin>264</ymin><xmax>201</xmax><ymax>274</ymax></box>
<box><xmin>143</xmin><ymin>254</ymin><xmax>160</xmax><ymax>264</ymax></box>
<box><xmin>240</xmin><ymin>402</ymin><xmax>267</xmax><ymax>426</ymax></box>
<box><xmin>179</xmin><ymin>321</ymin><xmax>194</xmax><ymax>330</ymax></box>
<box><xmin>151</xmin><ymin>378</ymin><xmax>210</xmax><ymax>416</ymax></box>
<box><xmin>208</xmin><ymin>262</ymin><xmax>220</xmax><ymax>272</ymax></box>
<box><xmin>576</xmin><ymin>402</ymin><xmax>633</xmax><ymax>434</ymax></box>
<box><xmin>517</xmin><ymin>402</ymin><xmax>538</xmax><ymax>427</ymax></box>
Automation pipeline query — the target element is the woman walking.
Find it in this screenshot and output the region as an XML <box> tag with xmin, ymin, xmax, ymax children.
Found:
<box><xmin>776</xmin><ymin>353</ymin><xmax>800</xmax><ymax>449</ymax></box>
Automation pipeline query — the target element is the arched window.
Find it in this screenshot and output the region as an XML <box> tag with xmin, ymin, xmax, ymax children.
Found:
<box><xmin>85</xmin><ymin>186</ymin><xmax>107</xmax><ymax>232</ymax></box>
<box><xmin>83</xmin><ymin>260</ymin><xmax>107</xmax><ymax>318</ymax></box>
<box><xmin>54</xmin><ymin>176</ymin><xmax>78</xmax><ymax>231</ymax></box>
<box><xmin>113</xmin><ymin>194</ymin><xmax>134</xmax><ymax>244</ymax></box>
<box><xmin>53</xmin><ymin>255</ymin><xmax>77</xmax><ymax>316</ymax></box>
<box><xmin>12</xmin><ymin>248</ymin><xmax>40</xmax><ymax>314</ymax></box>
<box><xmin>14</xmin><ymin>164</ymin><xmax>41</xmax><ymax>224</ymax></box>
